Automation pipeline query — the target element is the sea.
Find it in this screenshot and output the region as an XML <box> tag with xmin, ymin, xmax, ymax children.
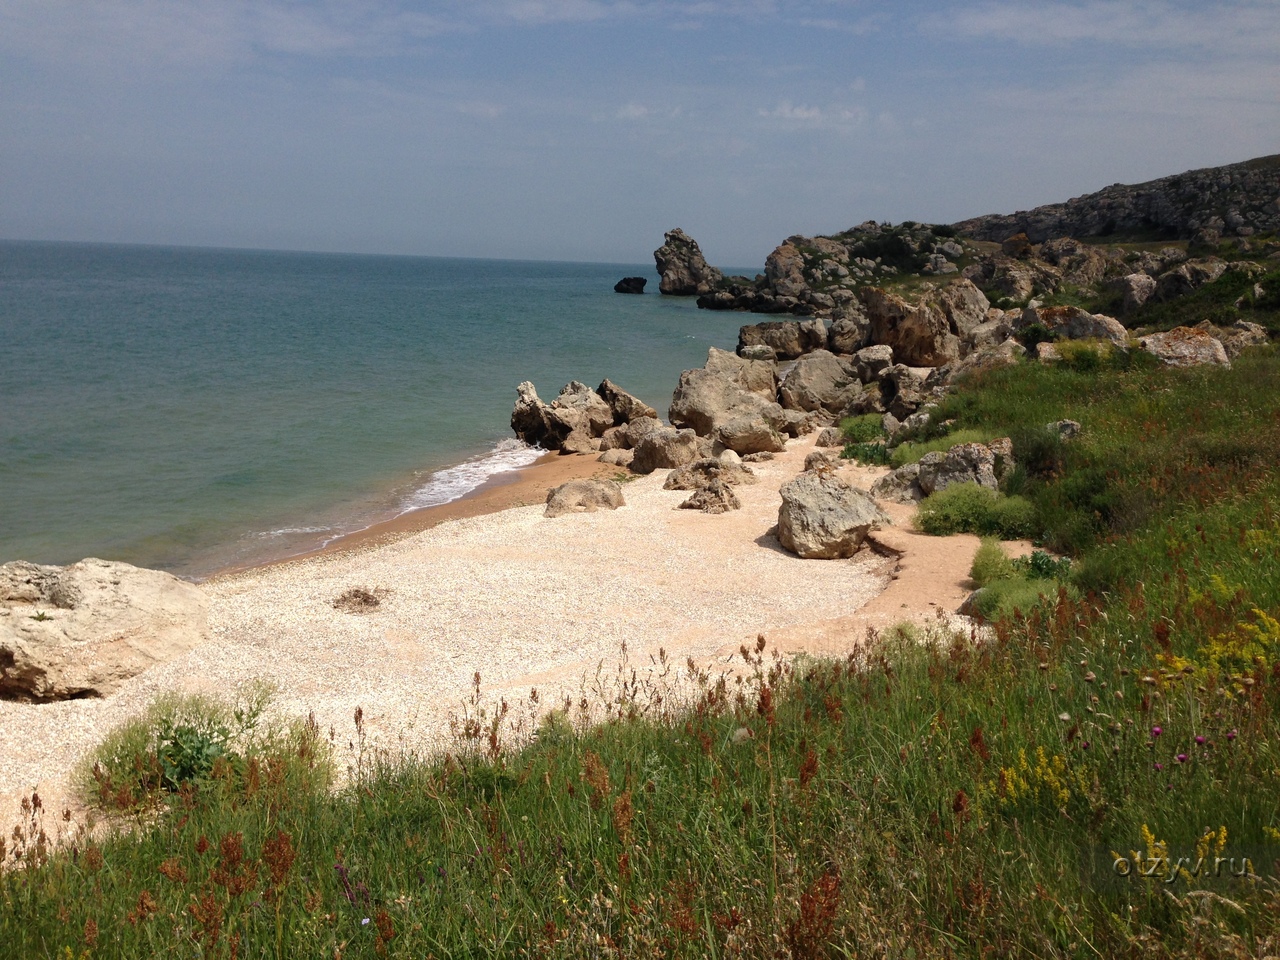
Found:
<box><xmin>0</xmin><ymin>241</ymin><xmax>754</xmax><ymax>579</ymax></box>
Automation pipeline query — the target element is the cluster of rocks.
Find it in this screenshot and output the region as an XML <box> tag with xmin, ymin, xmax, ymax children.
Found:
<box><xmin>1</xmin><ymin>558</ymin><xmax>208</xmax><ymax>701</ymax></box>
<box><xmin>952</xmin><ymin>153</ymin><xmax>1280</xmax><ymax>246</ymax></box>
<box><xmin>511</xmin><ymin>378</ymin><xmax>659</xmax><ymax>456</ymax></box>
<box><xmin>694</xmin><ymin>222</ymin><xmax>968</xmax><ymax>319</ymax></box>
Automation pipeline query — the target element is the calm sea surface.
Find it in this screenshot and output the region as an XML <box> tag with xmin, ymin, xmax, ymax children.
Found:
<box><xmin>0</xmin><ymin>241</ymin><xmax>751</xmax><ymax>578</ymax></box>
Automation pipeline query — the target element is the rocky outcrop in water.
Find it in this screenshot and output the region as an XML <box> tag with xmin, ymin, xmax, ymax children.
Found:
<box><xmin>614</xmin><ymin>277</ymin><xmax>647</xmax><ymax>294</ymax></box>
<box><xmin>1</xmin><ymin>558</ymin><xmax>208</xmax><ymax>701</ymax></box>
<box><xmin>654</xmin><ymin>228</ymin><xmax>723</xmax><ymax>296</ymax></box>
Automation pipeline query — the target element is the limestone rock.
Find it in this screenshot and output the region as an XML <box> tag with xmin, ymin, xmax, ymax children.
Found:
<box><xmin>654</xmin><ymin>228</ymin><xmax>723</xmax><ymax>296</ymax></box>
<box><xmin>614</xmin><ymin>277</ymin><xmax>647</xmax><ymax>294</ymax></box>
<box><xmin>669</xmin><ymin>368</ymin><xmax>786</xmax><ymax>437</ymax></box>
<box><xmin>1001</xmin><ymin>233</ymin><xmax>1034</xmax><ymax>259</ymax></box>
<box><xmin>853</xmin><ymin>344</ymin><xmax>895</xmax><ymax>383</ymax></box>
<box><xmin>815</xmin><ymin>426</ymin><xmax>844</xmax><ymax>448</ymax></box>
<box><xmin>1116</xmin><ymin>273</ymin><xmax>1157</xmax><ymax>313</ymax></box>
<box><xmin>716</xmin><ymin>416</ymin><xmax>788</xmax><ymax>455</ymax></box>
<box><xmin>861</xmin><ymin>287</ymin><xmax>961</xmax><ymax>367</ymax></box>
<box><xmin>1</xmin><ymin>559</ymin><xmax>208</xmax><ymax>701</ymax></box>
<box><xmin>917</xmin><ymin>443</ymin><xmax>999</xmax><ymax>496</ymax></box>
<box><xmin>1155</xmin><ymin>259</ymin><xmax>1227</xmax><ymax>302</ymax></box>
<box><xmin>869</xmin><ymin>462</ymin><xmax>924</xmax><ymax>503</ymax></box>
<box><xmin>827</xmin><ymin>314</ymin><xmax>872</xmax><ymax>355</ymax></box>
<box><xmin>663</xmin><ymin>458</ymin><xmax>757</xmax><ymax>491</ymax></box>
<box><xmin>597</xmin><ymin>379</ymin><xmax>658</xmax><ymax>425</ymax></box>
<box><xmin>1023</xmin><ymin>305</ymin><xmax>1128</xmax><ymax>345</ymax></box>
<box><xmin>1138</xmin><ymin>327</ymin><xmax>1231</xmax><ymax>368</ymax></box>
<box><xmin>597</xmin><ymin>448</ymin><xmax>635</xmax><ymax>467</ymax></box>
<box><xmin>678</xmin><ymin>479</ymin><xmax>741</xmax><ymax>514</ymax></box>
<box><xmin>778</xmin><ymin>350</ymin><xmax>863</xmax><ymax>414</ymax></box>
<box><xmin>938</xmin><ymin>280</ymin><xmax>991</xmax><ymax>342</ymax></box>
<box><xmin>737</xmin><ymin>320</ymin><xmax>828</xmax><ymax>361</ymax></box>
<box><xmin>703</xmin><ymin>347</ymin><xmax>777</xmax><ymax>399</ymax></box>
<box><xmin>804</xmin><ymin>450</ymin><xmax>841</xmax><ymax>472</ymax></box>
<box><xmin>630</xmin><ymin>426</ymin><xmax>701</xmax><ymax>474</ymax></box>
<box><xmin>776</xmin><ymin>472</ymin><xmax>890</xmax><ymax>559</ymax></box>
<box><xmin>545</xmin><ymin>479</ymin><xmax>626</xmax><ymax>518</ymax></box>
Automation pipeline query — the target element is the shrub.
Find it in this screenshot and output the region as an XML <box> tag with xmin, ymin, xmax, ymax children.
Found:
<box><xmin>970</xmin><ymin>538</ymin><xmax>1017</xmax><ymax>586</ymax></box>
<box><xmin>1014</xmin><ymin>549</ymin><xmax>1072</xmax><ymax>581</ymax></box>
<box><xmin>966</xmin><ymin>577</ymin><xmax>1067</xmax><ymax>620</ymax></box>
<box><xmin>841</xmin><ymin>441</ymin><xmax>890</xmax><ymax>465</ymax></box>
<box><xmin>916</xmin><ymin>483</ymin><xmax>1038</xmax><ymax>538</ymax></box>
<box><xmin>1055</xmin><ymin>340</ymin><xmax>1108</xmax><ymax>373</ymax></box>
<box><xmin>840</xmin><ymin>413</ymin><xmax>884</xmax><ymax>444</ymax></box>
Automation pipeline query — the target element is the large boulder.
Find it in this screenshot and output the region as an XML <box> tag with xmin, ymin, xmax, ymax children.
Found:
<box><xmin>631</xmin><ymin>427</ymin><xmax>701</xmax><ymax>474</ymax></box>
<box><xmin>764</xmin><ymin>242</ymin><xmax>809</xmax><ymax>298</ymax></box>
<box><xmin>1022</xmin><ymin>305</ymin><xmax>1128</xmax><ymax>346</ymax></box>
<box><xmin>1</xmin><ymin>559</ymin><xmax>208</xmax><ymax>701</ymax></box>
<box><xmin>737</xmin><ymin>320</ymin><xmax>827</xmax><ymax>361</ymax></box>
<box><xmin>1138</xmin><ymin>327</ymin><xmax>1231</xmax><ymax>368</ymax></box>
<box><xmin>938</xmin><ymin>279</ymin><xmax>991</xmax><ymax>342</ymax></box>
<box><xmin>716</xmin><ymin>416</ymin><xmax>788</xmax><ymax>455</ymax></box>
<box><xmin>869</xmin><ymin>462</ymin><xmax>924</xmax><ymax>503</ymax></box>
<box><xmin>916</xmin><ymin>442</ymin><xmax>999</xmax><ymax>496</ymax></box>
<box><xmin>669</xmin><ymin>368</ymin><xmax>786</xmax><ymax>437</ymax></box>
<box><xmin>1155</xmin><ymin>259</ymin><xmax>1227</xmax><ymax>302</ymax></box>
<box><xmin>778</xmin><ymin>350</ymin><xmax>863</xmax><ymax>414</ymax></box>
<box><xmin>1205</xmin><ymin>319</ymin><xmax>1269</xmax><ymax>358</ymax></box>
<box><xmin>853</xmin><ymin>344</ymin><xmax>895</xmax><ymax>383</ymax></box>
<box><xmin>545</xmin><ymin>479</ymin><xmax>626</xmax><ymax>518</ymax></box>
<box><xmin>861</xmin><ymin>287</ymin><xmax>961</xmax><ymax>367</ymax></box>
<box><xmin>827</xmin><ymin>314</ymin><xmax>872</xmax><ymax>354</ymax></box>
<box><xmin>654</xmin><ymin>228</ymin><xmax>723</xmax><ymax>296</ymax></box>
<box><xmin>511</xmin><ymin>381</ymin><xmax>555</xmax><ymax>448</ymax></box>
<box><xmin>1115</xmin><ymin>273</ymin><xmax>1158</xmax><ymax>314</ymax></box>
<box><xmin>776</xmin><ymin>472</ymin><xmax>890</xmax><ymax>559</ymax></box>
<box><xmin>879</xmin><ymin>364</ymin><xmax>930</xmax><ymax>421</ymax></box>
<box><xmin>513</xmin><ymin>380</ymin><xmax>652</xmax><ymax>452</ymax></box>
<box><xmin>704</xmin><ymin>347</ymin><xmax>777</xmax><ymax>399</ymax></box>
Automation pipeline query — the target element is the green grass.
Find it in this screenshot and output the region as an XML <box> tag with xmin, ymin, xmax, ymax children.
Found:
<box><xmin>5</xmin><ymin>351</ymin><xmax>1280</xmax><ymax>958</ymax></box>
<box><xmin>1133</xmin><ymin>266</ymin><xmax>1280</xmax><ymax>335</ymax></box>
<box><xmin>916</xmin><ymin>483</ymin><xmax>1038</xmax><ymax>538</ymax></box>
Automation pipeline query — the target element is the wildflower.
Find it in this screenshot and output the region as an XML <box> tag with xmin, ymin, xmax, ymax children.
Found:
<box><xmin>1151</xmin><ymin>726</ymin><xmax>1163</xmax><ymax>738</ymax></box>
<box><xmin>1058</xmin><ymin>712</ymin><xmax>1071</xmax><ymax>722</ymax></box>
<box><xmin>362</xmin><ymin>918</ymin><xmax>370</xmax><ymax>925</ymax></box>
<box><xmin>1195</xmin><ymin>735</ymin><xmax>1206</xmax><ymax>745</ymax></box>
<box><xmin>1227</xmin><ymin>729</ymin><xmax>1238</xmax><ymax>741</ymax></box>
<box><xmin>1082</xmin><ymin>742</ymin><xmax>1091</xmax><ymax>750</ymax></box>
<box><xmin>1154</xmin><ymin>763</ymin><xmax>1164</xmax><ymax>771</ymax></box>
<box><xmin>1176</xmin><ymin>754</ymin><xmax>1188</xmax><ymax>763</ymax></box>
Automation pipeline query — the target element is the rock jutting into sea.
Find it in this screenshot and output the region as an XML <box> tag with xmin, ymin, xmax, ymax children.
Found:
<box><xmin>653</xmin><ymin>228</ymin><xmax>723</xmax><ymax>296</ymax></box>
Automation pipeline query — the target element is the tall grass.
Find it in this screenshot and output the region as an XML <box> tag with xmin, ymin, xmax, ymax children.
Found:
<box><xmin>4</xmin><ymin>348</ymin><xmax>1279</xmax><ymax>958</ymax></box>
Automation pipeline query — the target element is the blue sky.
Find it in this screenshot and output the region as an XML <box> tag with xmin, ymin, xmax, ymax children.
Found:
<box><xmin>2</xmin><ymin>1</ymin><xmax>1277</xmax><ymax>267</ymax></box>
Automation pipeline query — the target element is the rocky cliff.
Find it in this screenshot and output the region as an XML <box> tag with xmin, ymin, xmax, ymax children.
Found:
<box><xmin>952</xmin><ymin>154</ymin><xmax>1280</xmax><ymax>246</ymax></box>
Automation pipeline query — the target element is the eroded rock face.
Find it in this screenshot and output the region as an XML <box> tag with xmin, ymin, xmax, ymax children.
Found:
<box><xmin>512</xmin><ymin>380</ymin><xmax>654</xmax><ymax>453</ymax></box>
<box><xmin>1022</xmin><ymin>305</ymin><xmax>1129</xmax><ymax>345</ymax></box>
<box><xmin>614</xmin><ymin>277</ymin><xmax>647</xmax><ymax>294</ymax></box>
<box><xmin>663</xmin><ymin>458</ymin><xmax>758</xmax><ymax>491</ymax></box>
<box><xmin>597</xmin><ymin>379</ymin><xmax>658</xmax><ymax>425</ymax></box>
<box><xmin>778</xmin><ymin>350</ymin><xmax>863</xmax><ymax>414</ymax></box>
<box><xmin>1</xmin><ymin>559</ymin><xmax>208</xmax><ymax>701</ymax></box>
<box><xmin>678</xmin><ymin>479</ymin><xmax>741</xmax><ymax>514</ymax></box>
<box><xmin>1116</xmin><ymin>273</ymin><xmax>1157</xmax><ymax>313</ymax></box>
<box><xmin>544</xmin><ymin>479</ymin><xmax>626</xmax><ymax>518</ymax></box>
<box><xmin>1139</xmin><ymin>327</ymin><xmax>1232</xmax><ymax>368</ymax></box>
<box><xmin>917</xmin><ymin>443</ymin><xmax>999</xmax><ymax>496</ymax></box>
<box><xmin>938</xmin><ymin>280</ymin><xmax>991</xmax><ymax>343</ymax></box>
<box><xmin>1155</xmin><ymin>259</ymin><xmax>1228</xmax><ymax>302</ymax></box>
<box><xmin>703</xmin><ymin>347</ymin><xmax>777</xmax><ymax>399</ymax></box>
<box><xmin>654</xmin><ymin>228</ymin><xmax>723</xmax><ymax>296</ymax></box>
<box><xmin>861</xmin><ymin>287</ymin><xmax>961</xmax><ymax>367</ymax></box>
<box><xmin>737</xmin><ymin>320</ymin><xmax>828</xmax><ymax>361</ymax></box>
<box><xmin>668</xmin><ymin>368</ymin><xmax>786</xmax><ymax>437</ymax></box>
<box><xmin>776</xmin><ymin>472</ymin><xmax>889</xmax><ymax>559</ymax></box>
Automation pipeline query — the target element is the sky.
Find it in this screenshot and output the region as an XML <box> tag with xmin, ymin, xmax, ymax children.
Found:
<box><xmin>2</xmin><ymin>1</ymin><xmax>1278</xmax><ymax>268</ymax></box>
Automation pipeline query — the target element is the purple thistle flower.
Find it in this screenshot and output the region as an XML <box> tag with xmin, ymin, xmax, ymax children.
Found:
<box><xmin>1227</xmin><ymin>729</ymin><xmax>1238</xmax><ymax>741</ymax></box>
<box><xmin>1154</xmin><ymin>763</ymin><xmax>1164</xmax><ymax>771</ymax></box>
<box><xmin>1195</xmin><ymin>735</ymin><xmax>1206</xmax><ymax>745</ymax></box>
<box><xmin>1151</xmin><ymin>726</ymin><xmax>1163</xmax><ymax>738</ymax></box>
<box><xmin>1176</xmin><ymin>753</ymin><xmax>1188</xmax><ymax>763</ymax></box>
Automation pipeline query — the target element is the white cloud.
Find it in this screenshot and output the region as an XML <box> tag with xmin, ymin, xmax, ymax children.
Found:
<box><xmin>941</xmin><ymin>0</ymin><xmax>1280</xmax><ymax>55</ymax></box>
<box><xmin>759</xmin><ymin>100</ymin><xmax>867</xmax><ymax>126</ymax></box>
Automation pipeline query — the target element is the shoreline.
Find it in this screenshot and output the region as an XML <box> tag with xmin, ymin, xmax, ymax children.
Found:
<box><xmin>204</xmin><ymin>448</ymin><xmax>613</xmax><ymax>584</ymax></box>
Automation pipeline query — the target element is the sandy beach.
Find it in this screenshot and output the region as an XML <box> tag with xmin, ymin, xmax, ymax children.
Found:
<box><xmin>0</xmin><ymin>435</ymin><xmax>985</xmax><ymax>833</ymax></box>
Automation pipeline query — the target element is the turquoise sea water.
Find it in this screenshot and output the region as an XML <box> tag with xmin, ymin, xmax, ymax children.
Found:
<box><xmin>0</xmin><ymin>241</ymin><xmax>751</xmax><ymax>578</ymax></box>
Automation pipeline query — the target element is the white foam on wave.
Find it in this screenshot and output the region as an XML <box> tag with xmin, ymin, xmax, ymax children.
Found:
<box><xmin>397</xmin><ymin>438</ymin><xmax>542</xmax><ymax>514</ymax></box>
<box><xmin>254</xmin><ymin>525</ymin><xmax>332</xmax><ymax>539</ymax></box>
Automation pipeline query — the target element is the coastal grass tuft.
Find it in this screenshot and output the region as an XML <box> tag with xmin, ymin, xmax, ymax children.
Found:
<box><xmin>4</xmin><ymin>350</ymin><xmax>1280</xmax><ymax>957</ymax></box>
<box><xmin>889</xmin><ymin>428</ymin><xmax>997</xmax><ymax>468</ymax></box>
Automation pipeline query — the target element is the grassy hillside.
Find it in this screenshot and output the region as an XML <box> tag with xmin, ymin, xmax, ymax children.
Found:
<box><xmin>4</xmin><ymin>349</ymin><xmax>1279</xmax><ymax>958</ymax></box>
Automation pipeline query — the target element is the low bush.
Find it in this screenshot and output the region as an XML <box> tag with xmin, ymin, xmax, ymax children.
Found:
<box><xmin>916</xmin><ymin>483</ymin><xmax>1037</xmax><ymax>538</ymax></box>
<box><xmin>839</xmin><ymin>413</ymin><xmax>884</xmax><ymax>444</ymax></box>
<box><xmin>970</xmin><ymin>537</ymin><xmax>1017</xmax><ymax>586</ymax></box>
<box><xmin>841</xmin><ymin>441</ymin><xmax>890</xmax><ymax>465</ymax></box>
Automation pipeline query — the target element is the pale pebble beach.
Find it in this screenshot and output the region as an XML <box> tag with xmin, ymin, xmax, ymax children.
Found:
<box><xmin>1</xmin><ymin>435</ymin><xmax>921</xmax><ymax>832</ymax></box>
